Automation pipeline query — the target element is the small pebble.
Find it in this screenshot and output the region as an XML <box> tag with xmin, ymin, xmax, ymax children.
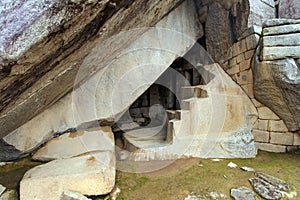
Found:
<box><xmin>241</xmin><ymin>166</ymin><xmax>255</xmax><ymax>172</ymax></box>
<box><xmin>211</xmin><ymin>159</ymin><xmax>221</xmax><ymax>162</ymax></box>
<box><xmin>227</xmin><ymin>162</ymin><xmax>238</xmax><ymax>168</ymax></box>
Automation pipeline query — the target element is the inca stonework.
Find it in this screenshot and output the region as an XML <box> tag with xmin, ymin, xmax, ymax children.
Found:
<box><xmin>0</xmin><ymin>0</ymin><xmax>299</xmax><ymax>199</ymax></box>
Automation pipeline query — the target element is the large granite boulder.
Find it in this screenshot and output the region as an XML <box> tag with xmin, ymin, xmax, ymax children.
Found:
<box><xmin>20</xmin><ymin>152</ymin><xmax>115</xmax><ymax>200</ymax></box>
<box><xmin>0</xmin><ymin>0</ymin><xmax>183</xmax><ymax>139</ymax></box>
<box><xmin>1</xmin><ymin>0</ymin><xmax>203</xmax><ymax>161</ymax></box>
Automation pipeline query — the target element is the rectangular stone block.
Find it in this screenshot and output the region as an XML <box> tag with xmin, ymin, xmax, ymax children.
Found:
<box><xmin>294</xmin><ymin>133</ymin><xmax>300</xmax><ymax>145</ymax></box>
<box><xmin>256</xmin><ymin>142</ymin><xmax>286</xmax><ymax>153</ymax></box>
<box><xmin>239</xmin><ymin>59</ymin><xmax>251</xmax><ymax>71</ymax></box>
<box><xmin>227</xmin><ymin>46</ymin><xmax>233</xmax><ymax>58</ymax></box>
<box><xmin>245</xmin><ymin>50</ymin><xmax>255</xmax><ymax>60</ymax></box>
<box><xmin>270</xmin><ymin>132</ymin><xmax>294</xmax><ymax>145</ymax></box>
<box><xmin>227</xmin><ymin>64</ymin><xmax>239</xmax><ymax>75</ymax></box>
<box><xmin>241</xmin><ymin>84</ymin><xmax>254</xmax><ymax>98</ymax></box>
<box><xmin>263</xmin><ymin>33</ymin><xmax>300</xmax><ymax>47</ymax></box>
<box><xmin>252</xmin><ymin>129</ymin><xmax>269</xmax><ymax>142</ymax></box>
<box><xmin>258</xmin><ymin>107</ymin><xmax>280</xmax><ymax>120</ymax></box>
<box><xmin>236</xmin><ymin>69</ymin><xmax>253</xmax><ymax>85</ymax></box>
<box><xmin>246</xmin><ymin>34</ymin><xmax>260</xmax><ymax>50</ymax></box>
<box><xmin>239</xmin><ymin>39</ymin><xmax>247</xmax><ymax>53</ymax></box>
<box><xmin>263</xmin><ymin>24</ymin><xmax>300</xmax><ymax>36</ymax></box>
<box><xmin>251</xmin><ymin>98</ymin><xmax>263</xmax><ymax>108</ymax></box>
<box><xmin>261</xmin><ymin>46</ymin><xmax>300</xmax><ymax>61</ymax></box>
<box><xmin>233</xmin><ymin>43</ymin><xmax>240</xmax><ymax>57</ymax></box>
<box><xmin>257</xmin><ymin>119</ymin><xmax>268</xmax><ymax>131</ymax></box>
<box><xmin>236</xmin><ymin>53</ymin><xmax>245</xmax><ymax>64</ymax></box>
<box><xmin>229</xmin><ymin>57</ymin><xmax>237</xmax><ymax>67</ymax></box>
<box><xmin>268</xmin><ymin>120</ymin><xmax>288</xmax><ymax>132</ymax></box>
<box><xmin>263</xmin><ymin>19</ymin><xmax>300</xmax><ymax>27</ymax></box>
<box><xmin>222</xmin><ymin>61</ymin><xmax>229</xmax><ymax>70</ymax></box>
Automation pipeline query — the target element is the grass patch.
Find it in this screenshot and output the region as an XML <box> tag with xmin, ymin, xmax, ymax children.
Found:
<box><xmin>115</xmin><ymin>151</ymin><xmax>300</xmax><ymax>199</ymax></box>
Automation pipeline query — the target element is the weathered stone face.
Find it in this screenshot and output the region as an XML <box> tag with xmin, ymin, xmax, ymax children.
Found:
<box><xmin>0</xmin><ymin>0</ymin><xmax>203</xmax><ymax>161</ymax></box>
<box><xmin>253</xmin><ymin>58</ymin><xmax>300</xmax><ymax>132</ymax></box>
<box><xmin>195</xmin><ymin>0</ymin><xmax>274</xmax><ymax>62</ymax></box>
<box><xmin>253</xmin><ymin>20</ymin><xmax>300</xmax><ymax>132</ymax></box>
<box><xmin>0</xmin><ymin>0</ymin><xmax>183</xmax><ymax>138</ymax></box>
<box><xmin>20</xmin><ymin>152</ymin><xmax>116</xmax><ymax>200</ymax></box>
<box><xmin>279</xmin><ymin>0</ymin><xmax>300</xmax><ymax>19</ymax></box>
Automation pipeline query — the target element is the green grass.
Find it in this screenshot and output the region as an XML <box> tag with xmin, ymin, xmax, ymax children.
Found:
<box><xmin>115</xmin><ymin>151</ymin><xmax>300</xmax><ymax>200</ymax></box>
<box><xmin>0</xmin><ymin>151</ymin><xmax>299</xmax><ymax>200</ymax></box>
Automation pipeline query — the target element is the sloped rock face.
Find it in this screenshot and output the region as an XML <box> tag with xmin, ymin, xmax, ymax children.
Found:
<box><xmin>0</xmin><ymin>0</ymin><xmax>183</xmax><ymax>138</ymax></box>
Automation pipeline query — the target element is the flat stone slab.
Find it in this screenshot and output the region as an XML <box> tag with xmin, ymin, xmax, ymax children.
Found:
<box><xmin>230</xmin><ymin>186</ymin><xmax>255</xmax><ymax>200</ymax></box>
<box><xmin>263</xmin><ymin>19</ymin><xmax>300</xmax><ymax>27</ymax></box>
<box><xmin>263</xmin><ymin>24</ymin><xmax>300</xmax><ymax>36</ymax></box>
<box><xmin>249</xmin><ymin>177</ymin><xmax>282</xmax><ymax>200</ymax></box>
<box><xmin>261</xmin><ymin>46</ymin><xmax>300</xmax><ymax>60</ymax></box>
<box><xmin>20</xmin><ymin>152</ymin><xmax>115</xmax><ymax>200</ymax></box>
<box><xmin>32</xmin><ymin>127</ymin><xmax>114</xmax><ymax>161</ymax></box>
<box><xmin>263</xmin><ymin>33</ymin><xmax>300</xmax><ymax>47</ymax></box>
<box><xmin>61</xmin><ymin>191</ymin><xmax>91</xmax><ymax>200</ymax></box>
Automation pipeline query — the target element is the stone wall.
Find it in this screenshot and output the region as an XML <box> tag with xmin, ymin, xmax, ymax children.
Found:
<box><xmin>221</xmin><ymin>19</ymin><xmax>300</xmax><ymax>153</ymax></box>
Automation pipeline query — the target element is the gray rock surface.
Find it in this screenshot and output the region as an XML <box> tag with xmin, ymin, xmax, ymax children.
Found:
<box><xmin>0</xmin><ymin>0</ymin><xmax>183</xmax><ymax>138</ymax></box>
<box><xmin>263</xmin><ymin>33</ymin><xmax>300</xmax><ymax>47</ymax></box>
<box><xmin>33</xmin><ymin>127</ymin><xmax>114</xmax><ymax>161</ymax></box>
<box><xmin>279</xmin><ymin>0</ymin><xmax>300</xmax><ymax>19</ymax></box>
<box><xmin>256</xmin><ymin>172</ymin><xmax>291</xmax><ymax>191</ymax></box>
<box><xmin>261</xmin><ymin>46</ymin><xmax>300</xmax><ymax>60</ymax></box>
<box><xmin>230</xmin><ymin>186</ymin><xmax>255</xmax><ymax>200</ymax></box>
<box><xmin>0</xmin><ymin>139</ymin><xmax>22</xmax><ymax>162</ymax></box>
<box><xmin>263</xmin><ymin>19</ymin><xmax>300</xmax><ymax>27</ymax></box>
<box><xmin>253</xmin><ymin>58</ymin><xmax>300</xmax><ymax>132</ymax></box>
<box><xmin>1</xmin><ymin>0</ymin><xmax>203</xmax><ymax>161</ymax></box>
<box><xmin>249</xmin><ymin>177</ymin><xmax>282</xmax><ymax>200</ymax></box>
<box><xmin>248</xmin><ymin>0</ymin><xmax>275</xmax><ymax>27</ymax></box>
<box><xmin>249</xmin><ymin>172</ymin><xmax>294</xmax><ymax>200</ymax></box>
<box><xmin>20</xmin><ymin>152</ymin><xmax>115</xmax><ymax>200</ymax></box>
<box><xmin>263</xmin><ymin>24</ymin><xmax>300</xmax><ymax>35</ymax></box>
<box><xmin>60</xmin><ymin>190</ymin><xmax>91</xmax><ymax>200</ymax></box>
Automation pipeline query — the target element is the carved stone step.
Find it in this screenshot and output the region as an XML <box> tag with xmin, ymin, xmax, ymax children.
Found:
<box><xmin>181</xmin><ymin>85</ymin><xmax>208</xmax><ymax>99</ymax></box>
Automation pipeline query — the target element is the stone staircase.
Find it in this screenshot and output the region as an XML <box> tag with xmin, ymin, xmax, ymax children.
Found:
<box><xmin>122</xmin><ymin>63</ymin><xmax>258</xmax><ymax>160</ymax></box>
